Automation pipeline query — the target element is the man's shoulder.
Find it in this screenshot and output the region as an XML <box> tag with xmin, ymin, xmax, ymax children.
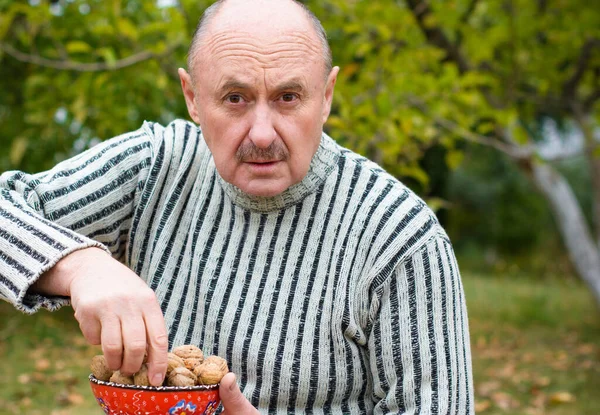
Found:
<box><xmin>141</xmin><ymin>119</ymin><xmax>202</xmax><ymax>143</ymax></box>
<box><xmin>329</xmin><ymin>138</ymin><xmax>447</xmax><ymax>260</ymax></box>
<box><xmin>332</xmin><ymin>139</ymin><xmax>432</xmax><ymax>217</ymax></box>
<box><xmin>140</xmin><ymin>119</ymin><xmax>210</xmax><ymax>159</ymax></box>
<box><xmin>133</xmin><ymin>119</ymin><xmax>213</xmax><ymax>180</ymax></box>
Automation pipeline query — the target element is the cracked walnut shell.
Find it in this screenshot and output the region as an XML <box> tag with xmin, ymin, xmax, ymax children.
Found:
<box><xmin>167</xmin><ymin>367</ymin><xmax>197</xmax><ymax>387</ymax></box>
<box><xmin>194</xmin><ymin>362</ymin><xmax>227</xmax><ymax>385</ymax></box>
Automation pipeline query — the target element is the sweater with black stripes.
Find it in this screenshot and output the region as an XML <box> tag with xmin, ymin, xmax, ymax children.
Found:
<box><xmin>0</xmin><ymin>120</ymin><xmax>474</xmax><ymax>414</ymax></box>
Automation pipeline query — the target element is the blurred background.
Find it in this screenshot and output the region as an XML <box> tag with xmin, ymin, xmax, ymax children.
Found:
<box><xmin>0</xmin><ymin>0</ymin><xmax>599</xmax><ymax>413</ymax></box>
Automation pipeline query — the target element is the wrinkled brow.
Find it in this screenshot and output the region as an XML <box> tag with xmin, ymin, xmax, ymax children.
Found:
<box><xmin>217</xmin><ymin>78</ymin><xmax>306</xmax><ymax>95</ymax></box>
<box><xmin>217</xmin><ymin>80</ymin><xmax>251</xmax><ymax>94</ymax></box>
<box><xmin>276</xmin><ymin>81</ymin><xmax>304</xmax><ymax>92</ymax></box>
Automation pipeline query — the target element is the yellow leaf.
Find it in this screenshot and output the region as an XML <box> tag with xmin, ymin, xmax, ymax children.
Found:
<box><xmin>476</xmin><ymin>121</ymin><xmax>496</xmax><ymax>135</ymax></box>
<box><xmin>66</xmin><ymin>40</ymin><xmax>91</xmax><ymax>54</ymax></box>
<box><xmin>10</xmin><ymin>137</ymin><xmax>27</xmax><ymax>166</ymax></box>
<box><xmin>426</xmin><ymin>197</ymin><xmax>451</xmax><ymax>213</ymax></box>
<box><xmin>423</xmin><ymin>14</ymin><xmax>438</xmax><ymax>28</ymax></box>
<box><xmin>549</xmin><ymin>391</ymin><xmax>575</xmax><ymax>404</ymax></box>
<box><xmin>341</xmin><ymin>63</ymin><xmax>360</xmax><ymax>78</ymax></box>
<box><xmin>326</xmin><ymin>116</ymin><xmax>345</xmax><ymax>130</ymax></box>
<box><xmin>67</xmin><ymin>393</ymin><xmax>85</xmax><ymax>405</ymax></box>
<box><xmin>513</xmin><ymin>125</ymin><xmax>530</xmax><ymax>145</ymax></box>
<box><xmin>117</xmin><ymin>18</ymin><xmax>139</xmax><ymax>41</ymax></box>
<box><xmin>491</xmin><ymin>391</ymin><xmax>518</xmax><ymax>410</ymax></box>
<box><xmin>533</xmin><ymin>376</ymin><xmax>551</xmax><ymax>387</ymax></box>
<box><xmin>475</xmin><ymin>400</ymin><xmax>491</xmax><ymax>412</ymax></box>
<box><xmin>35</xmin><ymin>358</ymin><xmax>51</xmax><ymax>371</ymax></box>
<box><xmin>445</xmin><ymin>149</ymin><xmax>464</xmax><ymax>170</ymax></box>
<box><xmin>343</xmin><ymin>23</ymin><xmax>362</xmax><ymax>34</ymax></box>
<box><xmin>399</xmin><ymin>165</ymin><xmax>429</xmax><ymax>187</ymax></box>
<box><xmin>17</xmin><ymin>374</ymin><xmax>31</xmax><ymax>385</ymax></box>
<box><xmin>377</xmin><ymin>24</ymin><xmax>393</xmax><ymax>41</ymax></box>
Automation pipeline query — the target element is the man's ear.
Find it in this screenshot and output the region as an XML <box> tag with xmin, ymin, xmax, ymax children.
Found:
<box><xmin>178</xmin><ymin>68</ymin><xmax>201</xmax><ymax>124</ymax></box>
<box><xmin>322</xmin><ymin>66</ymin><xmax>339</xmax><ymax>124</ymax></box>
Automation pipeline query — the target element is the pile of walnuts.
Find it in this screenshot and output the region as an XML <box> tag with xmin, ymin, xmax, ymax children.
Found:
<box><xmin>90</xmin><ymin>345</ymin><xmax>228</xmax><ymax>387</ymax></box>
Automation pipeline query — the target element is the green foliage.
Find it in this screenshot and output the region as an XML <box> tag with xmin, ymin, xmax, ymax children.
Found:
<box><xmin>2</xmin><ymin>0</ymin><xmax>598</xmax><ymax>175</ymax></box>
<box><xmin>0</xmin><ymin>0</ymin><xmax>212</xmax><ymax>172</ymax></box>
<box><xmin>1</xmin><ymin>0</ymin><xmax>599</xmax><ymax>265</ymax></box>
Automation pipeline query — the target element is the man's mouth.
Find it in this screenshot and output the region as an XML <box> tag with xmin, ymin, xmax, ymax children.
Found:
<box><xmin>245</xmin><ymin>160</ymin><xmax>281</xmax><ymax>173</ymax></box>
<box><xmin>246</xmin><ymin>160</ymin><xmax>280</xmax><ymax>165</ymax></box>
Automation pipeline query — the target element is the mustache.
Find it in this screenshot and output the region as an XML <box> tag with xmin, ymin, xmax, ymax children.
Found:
<box><xmin>235</xmin><ymin>141</ymin><xmax>290</xmax><ymax>162</ymax></box>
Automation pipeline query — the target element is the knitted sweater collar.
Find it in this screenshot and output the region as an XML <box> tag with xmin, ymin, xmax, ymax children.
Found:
<box><xmin>216</xmin><ymin>134</ymin><xmax>341</xmax><ymax>212</ymax></box>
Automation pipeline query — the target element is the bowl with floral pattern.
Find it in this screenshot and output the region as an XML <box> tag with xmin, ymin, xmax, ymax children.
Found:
<box><xmin>89</xmin><ymin>374</ymin><xmax>220</xmax><ymax>415</ymax></box>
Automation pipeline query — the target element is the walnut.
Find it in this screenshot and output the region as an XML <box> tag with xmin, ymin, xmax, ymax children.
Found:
<box><xmin>90</xmin><ymin>355</ymin><xmax>113</xmax><ymax>381</ymax></box>
<box><xmin>134</xmin><ymin>364</ymin><xmax>151</xmax><ymax>386</ymax></box>
<box><xmin>167</xmin><ymin>367</ymin><xmax>197</xmax><ymax>387</ymax></box>
<box><xmin>166</xmin><ymin>353</ymin><xmax>185</xmax><ymax>376</ymax></box>
<box><xmin>172</xmin><ymin>345</ymin><xmax>204</xmax><ymax>361</ymax></box>
<box><xmin>183</xmin><ymin>357</ymin><xmax>204</xmax><ymax>372</ymax></box>
<box><xmin>203</xmin><ymin>355</ymin><xmax>229</xmax><ymax>373</ymax></box>
<box><xmin>109</xmin><ymin>370</ymin><xmax>134</xmax><ymax>385</ymax></box>
<box><xmin>194</xmin><ymin>361</ymin><xmax>228</xmax><ymax>385</ymax></box>
<box><xmin>91</xmin><ymin>345</ymin><xmax>225</xmax><ymax>388</ymax></box>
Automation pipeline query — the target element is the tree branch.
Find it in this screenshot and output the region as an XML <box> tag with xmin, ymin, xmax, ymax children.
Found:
<box><xmin>562</xmin><ymin>38</ymin><xmax>600</xmax><ymax>103</ymax></box>
<box><xmin>460</xmin><ymin>0</ymin><xmax>479</xmax><ymax>23</ymax></box>
<box><xmin>405</xmin><ymin>96</ymin><xmax>532</xmax><ymax>159</ymax></box>
<box><xmin>404</xmin><ymin>0</ymin><xmax>471</xmax><ymax>73</ymax></box>
<box><xmin>584</xmin><ymin>88</ymin><xmax>600</xmax><ymax>112</ymax></box>
<box><xmin>0</xmin><ymin>42</ymin><xmax>180</xmax><ymax>72</ymax></box>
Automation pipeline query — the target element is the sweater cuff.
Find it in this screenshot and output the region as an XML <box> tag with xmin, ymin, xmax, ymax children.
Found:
<box><xmin>16</xmin><ymin>241</ymin><xmax>111</xmax><ymax>314</ymax></box>
<box><xmin>0</xmin><ymin>193</ymin><xmax>111</xmax><ymax>313</ymax></box>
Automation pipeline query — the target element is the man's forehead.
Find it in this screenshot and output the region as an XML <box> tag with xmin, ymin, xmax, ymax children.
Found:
<box><xmin>198</xmin><ymin>0</ymin><xmax>321</xmax><ymax>62</ymax></box>
<box><xmin>194</xmin><ymin>29</ymin><xmax>323</xmax><ymax>86</ymax></box>
<box><xmin>200</xmin><ymin>30</ymin><xmax>322</xmax><ymax>65</ymax></box>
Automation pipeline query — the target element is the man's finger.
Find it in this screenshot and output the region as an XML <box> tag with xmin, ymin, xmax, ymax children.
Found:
<box><xmin>143</xmin><ymin>305</ymin><xmax>169</xmax><ymax>386</ymax></box>
<box><xmin>120</xmin><ymin>316</ymin><xmax>147</xmax><ymax>375</ymax></box>
<box><xmin>100</xmin><ymin>316</ymin><xmax>123</xmax><ymax>371</ymax></box>
<box><xmin>78</xmin><ymin>315</ymin><xmax>101</xmax><ymax>345</ymax></box>
<box><xmin>219</xmin><ymin>373</ymin><xmax>258</xmax><ymax>415</ymax></box>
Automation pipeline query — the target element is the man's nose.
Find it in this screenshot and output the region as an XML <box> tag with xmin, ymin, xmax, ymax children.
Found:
<box><xmin>248</xmin><ymin>104</ymin><xmax>276</xmax><ymax>148</ymax></box>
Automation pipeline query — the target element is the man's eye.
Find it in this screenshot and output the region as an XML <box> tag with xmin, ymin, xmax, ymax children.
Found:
<box><xmin>281</xmin><ymin>93</ymin><xmax>298</xmax><ymax>103</ymax></box>
<box><xmin>226</xmin><ymin>94</ymin><xmax>244</xmax><ymax>104</ymax></box>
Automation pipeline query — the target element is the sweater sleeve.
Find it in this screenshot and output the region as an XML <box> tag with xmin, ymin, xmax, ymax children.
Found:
<box><xmin>0</xmin><ymin>123</ymin><xmax>155</xmax><ymax>313</ymax></box>
<box><xmin>369</xmin><ymin>234</ymin><xmax>474</xmax><ymax>415</ymax></box>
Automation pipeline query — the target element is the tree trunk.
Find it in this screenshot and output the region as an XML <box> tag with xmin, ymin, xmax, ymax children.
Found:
<box><xmin>530</xmin><ymin>161</ymin><xmax>600</xmax><ymax>306</ymax></box>
<box><xmin>572</xmin><ymin>111</ymin><xmax>600</xmax><ymax>248</ymax></box>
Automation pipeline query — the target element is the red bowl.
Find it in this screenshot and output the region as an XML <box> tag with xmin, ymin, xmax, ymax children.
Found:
<box><xmin>89</xmin><ymin>374</ymin><xmax>221</xmax><ymax>415</ymax></box>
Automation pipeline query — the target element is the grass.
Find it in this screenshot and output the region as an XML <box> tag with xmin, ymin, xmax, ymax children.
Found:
<box><xmin>0</xmin><ymin>304</ymin><xmax>101</xmax><ymax>414</ymax></box>
<box><xmin>464</xmin><ymin>273</ymin><xmax>600</xmax><ymax>414</ymax></box>
<box><xmin>0</xmin><ymin>272</ymin><xmax>599</xmax><ymax>414</ymax></box>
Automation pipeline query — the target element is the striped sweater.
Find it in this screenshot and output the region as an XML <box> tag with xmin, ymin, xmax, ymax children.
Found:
<box><xmin>0</xmin><ymin>120</ymin><xmax>474</xmax><ymax>414</ymax></box>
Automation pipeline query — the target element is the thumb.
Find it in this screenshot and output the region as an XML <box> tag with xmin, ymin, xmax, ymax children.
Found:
<box><xmin>219</xmin><ymin>373</ymin><xmax>257</xmax><ymax>414</ymax></box>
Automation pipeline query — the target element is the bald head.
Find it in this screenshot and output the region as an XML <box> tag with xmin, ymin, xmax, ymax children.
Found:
<box><xmin>187</xmin><ymin>0</ymin><xmax>332</xmax><ymax>78</ymax></box>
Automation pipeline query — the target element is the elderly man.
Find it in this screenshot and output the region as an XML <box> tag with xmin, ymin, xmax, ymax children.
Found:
<box><xmin>0</xmin><ymin>0</ymin><xmax>473</xmax><ymax>413</ymax></box>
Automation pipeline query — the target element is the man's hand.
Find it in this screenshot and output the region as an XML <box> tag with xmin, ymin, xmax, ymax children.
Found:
<box><xmin>219</xmin><ymin>373</ymin><xmax>259</xmax><ymax>415</ymax></box>
<box><xmin>34</xmin><ymin>247</ymin><xmax>168</xmax><ymax>386</ymax></box>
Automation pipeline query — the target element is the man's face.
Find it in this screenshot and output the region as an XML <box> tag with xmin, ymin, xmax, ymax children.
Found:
<box><xmin>180</xmin><ymin>13</ymin><xmax>338</xmax><ymax>197</ymax></box>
